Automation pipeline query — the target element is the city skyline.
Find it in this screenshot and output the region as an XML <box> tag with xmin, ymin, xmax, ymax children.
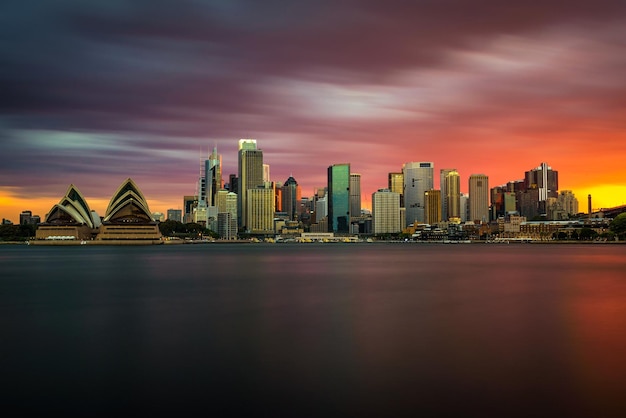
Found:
<box><xmin>2</xmin><ymin>1</ymin><xmax>626</xmax><ymax>221</ymax></box>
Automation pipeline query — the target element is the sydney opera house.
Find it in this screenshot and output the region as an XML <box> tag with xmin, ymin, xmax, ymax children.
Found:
<box><xmin>35</xmin><ymin>178</ymin><xmax>162</xmax><ymax>244</ymax></box>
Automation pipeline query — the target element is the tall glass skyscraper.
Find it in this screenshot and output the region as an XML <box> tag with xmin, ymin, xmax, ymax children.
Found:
<box><xmin>238</xmin><ymin>139</ymin><xmax>264</xmax><ymax>230</ymax></box>
<box><xmin>328</xmin><ymin>163</ymin><xmax>350</xmax><ymax>233</ymax></box>
<box><xmin>350</xmin><ymin>173</ymin><xmax>361</xmax><ymax>218</ymax></box>
<box><xmin>403</xmin><ymin>162</ymin><xmax>434</xmax><ymax>226</ymax></box>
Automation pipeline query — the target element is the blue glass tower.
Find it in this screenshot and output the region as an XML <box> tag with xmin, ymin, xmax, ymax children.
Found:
<box><xmin>328</xmin><ymin>163</ymin><xmax>350</xmax><ymax>233</ymax></box>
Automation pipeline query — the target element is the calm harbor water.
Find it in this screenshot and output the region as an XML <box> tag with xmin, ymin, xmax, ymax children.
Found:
<box><xmin>1</xmin><ymin>243</ymin><xmax>625</xmax><ymax>416</ymax></box>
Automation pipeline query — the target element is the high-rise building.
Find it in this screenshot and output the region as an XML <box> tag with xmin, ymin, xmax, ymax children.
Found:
<box><xmin>524</xmin><ymin>162</ymin><xmax>558</xmax><ymax>215</ymax></box>
<box><xmin>328</xmin><ymin>163</ymin><xmax>351</xmax><ymax>233</ymax></box>
<box><xmin>460</xmin><ymin>193</ymin><xmax>469</xmax><ymax>222</ymax></box>
<box><xmin>424</xmin><ymin>189</ymin><xmax>442</xmax><ymax>225</ymax></box>
<box><xmin>469</xmin><ymin>174</ymin><xmax>489</xmax><ymax>223</ymax></box>
<box><xmin>557</xmin><ymin>190</ymin><xmax>579</xmax><ymax>215</ymax></box>
<box><xmin>282</xmin><ymin>176</ymin><xmax>301</xmax><ymax>221</ymax></box>
<box><xmin>247</xmin><ymin>185</ymin><xmax>274</xmax><ymax>234</ymax></box>
<box><xmin>403</xmin><ymin>162</ymin><xmax>434</xmax><ymax>226</ymax></box>
<box><xmin>372</xmin><ymin>189</ymin><xmax>401</xmax><ymax>234</ymax></box>
<box><xmin>525</xmin><ymin>162</ymin><xmax>558</xmax><ymax>202</ymax></box>
<box><xmin>166</xmin><ymin>209</ymin><xmax>182</xmax><ymax>222</ymax></box>
<box><xmin>238</xmin><ymin>139</ymin><xmax>264</xmax><ymax>230</ymax></box>
<box><xmin>388</xmin><ymin>172</ymin><xmax>404</xmax><ymax>207</ymax></box>
<box><xmin>440</xmin><ymin>169</ymin><xmax>455</xmax><ymax>220</ymax></box>
<box><xmin>206</xmin><ymin>147</ymin><xmax>223</xmax><ymax>207</ymax></box>
<box><xmin>183</xmin><ymin>195</ymin><xmax>197</xmax><ymax>224</ymax></box>
<box><xmin>350</xmin><ymin>173</ymin><xmax>361</xmax><ymax>218</ymax></box>
<box><xmin>444</xmin><ymin>170</ymin><xmax>461</xmax><ymax>221</ymax></box>
<box><xmin>263</xmin><ymin>164</ymin><xmax>271</xmax><ymax>183</ymax></box>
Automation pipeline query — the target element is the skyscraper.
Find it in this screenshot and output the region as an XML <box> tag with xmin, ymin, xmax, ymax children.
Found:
<box><xmin>444</xmin><ymin>170</ymin><xmax>461</xmax><ymax>221</ymax></box>
<box><xmin>372</xmin><ymin>189</ymin><xmax>400</xmax><ymax>234</ymax></box>
<box><xmin>440</xmin><ymin>168</ymin><xmax>455</xmax><ymax>221</ymax></box>
<box><xmin>206</xmin><ymin>147</ymin><xmax>222</xmax><ymax>207</ymax></box>
<box><xmin>350</xmin><ymin>173</ymin><xmax>361</xmax><ymax>218</ymax></box>
<box><xmin>524</xmin><ymin>162</ymin><xmax>558</xmax><ymax>215</ymax></box>
<box><xmin>424</xmin><ymin>189</ymin><xmax>442</xmax><ymax>225</ymax></box>
<box><xmin>388</xmin><ymin>172</ymin><xmax>404</xmax><ymax>207</ymax></box>
<box><xmin>328</xmin><ymin>163</ymin><xmax>350</xmax><ymax>233</ymax></box>
<box><xmin>247</xmin><ymin>185</ymin><xmax>274</xmax><ymax>234</ymax></box>
<box><xmin>469</xmin><ymin>174</ymin><xmax>489</xmax><ymax>223</ymax></box>
<box><xmin>403</xmin><ymin>162</ymin><xmax>434</xmax><ymax>226</ymax></box>
<box><xmin>282</xmin><ymin>176</ymin><xmax>301</xmax><ymax>221</ymax></box>
<box><xmin>238</xmin><ymin>139</ymin><xmax>264</xmax><ymax>230</ymax></box>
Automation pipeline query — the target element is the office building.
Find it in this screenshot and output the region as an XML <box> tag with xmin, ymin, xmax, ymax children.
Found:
<box><xmin>372</xmin><ymin>189</ymin><xmax>401</xmax><ymax>234</ymax></box>
<box><xmin>424</xmin><ymin>189</ymin><xmax>442</xmax><ymax>225</ymax></box>
<box><xmin>328</xmin><ymin>163</ymin><xmax>351</xmax><ymax>233</ymax></box>
<box><xmin>167</xmin><ymin>209</ymin><xmax>182</xmax><ymax>222</ymax></box>
<box><xmin>403</xmin><ymin>162</ymin><xmax>434</xmax><ymax>226</ymax></box>
<box><xmin>388</xmin><ymin>172</ymin><xmax>404</xmax><ymax>207</ymax></box>
<box><xmin>350</xmin><ymin>173</ymin><xmax>361</xmax><ymax>218</ymax></box>
<box><xmin>238</xmin><ymin>139</ymin><xmax>264</xmax><ymax>230</ymax></box>
<box><xmin>247</xmin><ymin>185</ymin><xmax>274</xmax><ymax>235</ymax></box>
<box><xmin>444</xmin><ymin>170</ymin><xmax>461</xmax><ymax>221</ymax></box>
<box><xmin>282</xmin><ymin>176</ymin><xmax>301</xmax><ymax>221</ymax></box>
<box><xmin>469</xmin><ymin>174</ymin><xmax>489</xmax><ymax>223</ymax></box>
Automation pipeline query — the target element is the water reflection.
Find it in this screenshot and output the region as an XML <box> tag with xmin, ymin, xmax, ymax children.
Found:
<box><xmin>0</xmin><ymin>244</ymin><xmax>625</xmax><ymax>415</ymax></box>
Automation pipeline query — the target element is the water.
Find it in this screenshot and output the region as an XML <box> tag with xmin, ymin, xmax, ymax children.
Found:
<box><xmin>1</xmin><ymin>243</ymin><xmax>625</xmax><ymax>416</ymax></box>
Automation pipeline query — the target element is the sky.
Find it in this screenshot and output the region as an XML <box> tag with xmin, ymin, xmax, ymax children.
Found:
<box><xmin>2</xmin><ymin>0</ymin><xmax>626</xmax><ymax>221</ymax></box>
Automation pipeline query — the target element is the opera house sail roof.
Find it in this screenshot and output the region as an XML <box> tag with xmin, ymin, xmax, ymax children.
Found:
<box><xmin>103</xmin><ymin>178</ymin><xmax>154</xmax><ymax>224</ymax></box>
<box><xmin>35</xmin><ymin>178</ymin><xmax>162</xmax><ymax>243</ymax></box>
<box><xmin>43</xmin><ymin>184</ymin><xmax>95</xmax><ymax>228</ymax></box>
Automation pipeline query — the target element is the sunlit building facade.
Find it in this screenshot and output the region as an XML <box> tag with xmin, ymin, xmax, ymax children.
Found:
<box><xmin>238</xmin><ymin>139</ymin><xmax>264</xmax><ymax>229</ymax></box>
<box><xmin>469</xmin><ymin>174</ymin><xmax>489</xmax><ymax>223</ymax></box>
<box><xmin>328</xmin><ymin>163</ymin><xmax>351</xmax><ymax>233</ymax></box>
<box><xmin>424</xmin><ymin>189</ymin><xmax>442</xmax><ymax>225</ymax></box>
<box><xmin>372</xmin><ymin>189</ymin><xmax>401</xmax><ymax>234</ymax></box>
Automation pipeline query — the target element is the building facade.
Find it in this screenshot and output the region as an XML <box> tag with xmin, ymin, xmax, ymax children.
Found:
<box><xmin>372</xmin><ymin>189</ymin><xmax>401</xmax><ymax>234</ymax></box>
<box><xmin>238</xmin><ymin>139</ymin><xmax>264</xmax><ymax>230</ymax></box>
<box><xmin>328</xmin><ymin>164</ymin><xmax>351</xmax><ymax>233</ymax></box>
<box><xmin>350</xmin><ymin>173</ymin><xmax>361</xmax><ymax>218</ymax></box>
<box><xmin>403</xmin><ymin>162</ymin><xmax>434</xmax><ymax>226</ymax></box>
<box><xmin>469</xmin><ymin>174</ymin><xmax>489</xmax><ymax>223</ymax></box>
<box><xmin>424</xmin><ymin>189</ymin><xmax>442</xmax><ymax>225</ymax></box>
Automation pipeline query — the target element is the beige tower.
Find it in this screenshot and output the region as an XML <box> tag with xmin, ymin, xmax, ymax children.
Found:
<box><xmin>372</xmin><ymin>189</ymin><xmax>401</xmax><ymax>234</ymax></box>
<box><xmin>445</xmin><ymin>170</ymin><xmax>461</xmax><ymax>221</ymax></box>
<box><xmin>469</xmin><ymin>174</ymin><xmax>489</xmax><ymax>223</ymax></box>
<box><xmin>238</xmin><ymin>139</ymin><xmax>264</xmax><ymax>229</ymax></box>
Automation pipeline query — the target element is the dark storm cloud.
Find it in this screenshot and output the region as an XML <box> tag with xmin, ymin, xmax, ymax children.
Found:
<box><xmin>3</xmin><ymin>0</ymin><xmax>625</xmax><ymax>136</ymax></box>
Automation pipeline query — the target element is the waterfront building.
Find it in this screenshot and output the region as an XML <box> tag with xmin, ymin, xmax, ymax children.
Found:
<box><xmin>328</xmin><ymin>164</ymin><xmax>351</xmax><ymax>233</ymax></box>
<box><xmin>440</xmin><ymin>169</ymin><xmax>455</xmax><ymax>221</ymax></box>
<box><xmin>167</xmin><ymin>209</ymin><xmax>182</xmax><ymax>222</ymax></box>
<box><xmin>424</xmin><ymin>189</ymin><xmax>442</xmax><ymax>225</ymax></box>
<box><xmin>460</xmin><ymin>193</ymin><xmax>469</xmax><ymax>222</ymax></box>
<box><xmin>20</xmin><ymin>210</ymin><xmax>40</xmax><ymax>225</ymax></box>
<box><xmin>403</xmin><ymin>162</ymin><xmax>434</xmax><ymax>226</ymax></box>
<box><xmin>282</xmin><ymin>176</ymin><xmax>301</xmax><ymax>221</ymax></box>
<box><xmin>238</xmin><ymin>139</ymin><xmax>264</xmax><ymax>229</ymax></box>
<box><xmin>350</xmin><ymin>173</ymin><xmax>361</xmax><ymax>219</ymax></box>
<box><xmin>183</xmin><ymin>195</ymin><xmax>197</xmax><ymax>224</ymax></box>
<box><xmin>97</xmin><ymin>178</ymin><xmax>162</xmax><ymax>241</ymax></box>
<box><xmin>372</xmin><ymin>189</ymin><xmax>401</xmax><ymax>234</ymax></box>
<box><xmin>388</xmin><ymin>172</ymin><xmax>404</xmax><ymax>207</ymax></box>
<box><xmin>247</xmin><ymin>185</ymin><xmax>274</xmax><ymax>235</ymax></box>
<box><xmin>469</xmin><ymin>174</ymin><xmax>489</xmax><ymax>223</ymax></box>
<box><xmin>35</xmin><ymin>184</ymin><xmax>97</xmax><ymax>241</ymax></box>
<box><xmin>444</xmin><ymin>170</ymin><xmax>461</xmax><ymax>221</ymax></box>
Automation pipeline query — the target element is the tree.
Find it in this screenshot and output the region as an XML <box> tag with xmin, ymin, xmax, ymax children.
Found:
<box><xmin>609</xmin><ymin>213</ymin><xmax>626</xmax><ymax>240</ymax></box>
<box><xmin>579</xmin><ymin>228</ymin><xmax>598</xmax><ymax>241</ymax></box>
